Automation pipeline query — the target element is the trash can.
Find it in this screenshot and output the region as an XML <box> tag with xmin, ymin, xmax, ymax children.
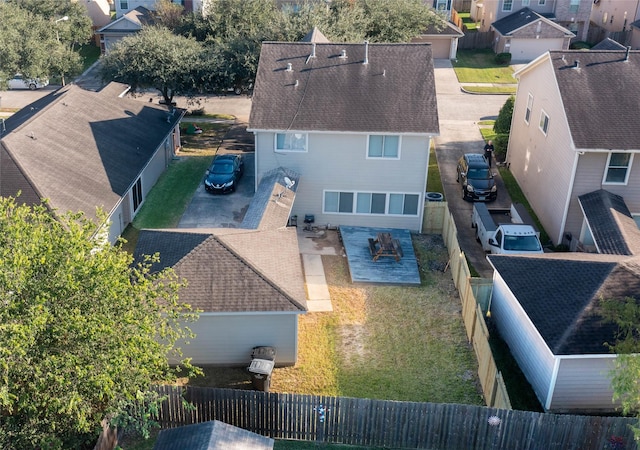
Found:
<box><xmin>426</xmin><ymin>192</ymin><xmax>444</xmax><ymax>202</ymax></box>
<box><xmin>248</xmin><ymin>346</ymin><xmax>276</xmax><ymax>392</ymax></box>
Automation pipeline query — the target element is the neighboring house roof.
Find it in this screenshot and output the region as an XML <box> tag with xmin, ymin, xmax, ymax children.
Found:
<box><xmin>418</xmin><ymin>19</ymin><xmax>464</xmax><ymax>37</ymax></box>
<box><xmin>488</xmin><ymin>253</ymin><xmax>640</xmax><ymax>355</ymax></box>
<box><xmin>300</xmin><ymin>27</ymin><xmax>330</xmax><ymax>43</ymax></box>
<box><xmin>97</xmin><ymin>6</ymin><xmax>154</xmax><ymax>34</ymax></box>
<box><xmin>133</xmin><ymin>227</ymin><xmax>307</xmax><ymax>313</ymax></box>
<box><xmin>241</xmin><ymin>167</ymin><xmax>299</xmax><ymax>230</ymax></box>
<box><xmin>547</xmin><ymin>49</ymin><xmax>640</xmax><ymax>149</ymax></box>
<box><xmin>153</xmin><ymin>420</ymin><xmax>274</xmax><ymax>450</ymax></box>
<box><xmin>248</xmin><ymin>42</ymin><xmax>439</xmax><ymax>135</ymax></box>
<box><xmin>492</xmin><ymin>7</ymin><xmax>573</xmax><ymax>37</ymax></box>
<box><xmin>591</xmin><ymin>38</ymin><xmax>627</xmax><ymax>51</ymax></box>
<box><xmin>0</xmin><ymin>83</ymin><xmax>183</xmax><ymax>222</ymax></box>
<box><xmin>578</xmin><ymin>189</ymin><xmax>640</xmax><ymax>256</ymax></box>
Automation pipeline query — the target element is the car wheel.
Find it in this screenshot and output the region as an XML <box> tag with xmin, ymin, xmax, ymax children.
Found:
<box><xmin>28</xmin><ymin>83</ymin><xmax>36</xmax><ymax>90</ymax></box>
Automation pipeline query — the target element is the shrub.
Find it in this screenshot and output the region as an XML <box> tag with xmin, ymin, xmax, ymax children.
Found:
<box><xmin>494</xmin><ymin>96</ymin><xmax>514</xmax><ymax>135</ymax></box>
<box><xmin>570</xmin><ymin>41</ymin><xmax>592</xmax><ymax>50</ymax></box>
<box><xmin>493</xmin><ymin>134</ymin><xmax>509</xmax><ymax>163</ymax></box>
<box><xmin>495</xmin><ymin>52</ymin><xmax>512</xmax><ymax>65</ymax></box>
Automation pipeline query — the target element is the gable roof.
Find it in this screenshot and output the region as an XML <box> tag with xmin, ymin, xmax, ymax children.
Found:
<box><xmin>548</xmin><ymin>49</ymin><xmax>640</xmax><ymax>149</ymax></box>
<box><xmin>579</xmin><ymin>189</ymin><xmax>640</xmax><ymax>256</ymax></box>
<box><xmin>418</xmin><ymin>19</ymin><xmax>464</xmax><ymax>37</ymax></box>
<box><xmin>591</xmin><ymin>38</ymin><xmax>627</xmax><ymax>51</ymax></box>
<box><xmin>492</xmin><ymin>7</ymin><xmax>573</xmax><ymax>37</ymax></box>
<box><xmin>300</xmin><ymin>27</ymin><xmax>330</xmax><ymax>43</ymax></box>
<box><xmin>0</xmin><ymin>83</ymin><xmax>184</xmax><ymax>222</ymax></box>
<box><xmin>97</xmin><ymin>6</ymin><xmax>154</xmax><ymax>33</ymax></box>
<box><xmin>248</xmin><ymin>42</ymin><xmax>439</xmax><ymax>135</ymax></box>
<box><xmin>153</xmin><ymin>420</ymin><xmax>274</xmax><ymax>450</ymax></box>
<box><xmin>241</xmin><ymin>167</ymin><xmax>299</xmax><ymax>230</ymax></box>
<box><xmin>488</xmin><ymin>253</ymin><xmax>640</xmax><ymax>355</ymax></box>
<box><xmin>133</xmin><ymin>228</ymin><xmax>307</xmax><ymax>313</ymax></box>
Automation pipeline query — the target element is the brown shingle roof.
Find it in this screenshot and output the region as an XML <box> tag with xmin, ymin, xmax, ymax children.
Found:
<box><xmin>249</xmin><ymin>42</ymin><xmax>439</xmax><ymax>135</ymax></box>
<box><xmin>550</xmin><ymin>50</ymin><xmax>640</xmax><ymax>150</ymax></box>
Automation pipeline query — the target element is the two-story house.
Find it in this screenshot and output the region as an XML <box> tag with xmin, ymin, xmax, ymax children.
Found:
<box><xmin>506</xmin><ymin>49</ymin><xmax>640</xmax><ymax>249</ymax></box>
<box><xmin>248</xmin><ymin>41</ymin><xmax>439</xmax><ymax>232</ymax></box>
<box><xmin>471</xmin><ymin>0</ymin><xmax>592</xmax><ymax>43</ymax></box>
<box><xmin>115</xmin><ymin>0</ymin><xmax>207</xmax><ymax>17</ymax></box>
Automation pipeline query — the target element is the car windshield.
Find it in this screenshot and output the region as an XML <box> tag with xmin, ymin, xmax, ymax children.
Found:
<box><xmin>467</xmin><ymin>168</ymin><xmax>490</xmax><ymax>179</ymax></box>
<box><xmin>503</xmin><ymin>235</ymin><xmax>541</xmax><ymax>251</ymax></box>
<box><xmin>211</xmin><ymin>162</ymin><xmax>234</xmax><ymax>175</ymax></box>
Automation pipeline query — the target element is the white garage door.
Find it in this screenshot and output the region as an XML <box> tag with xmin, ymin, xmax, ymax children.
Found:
<box><xmin>509</xmin><ymin>38</ymin><xmax>564</xmax><ymax>62</ymax></box>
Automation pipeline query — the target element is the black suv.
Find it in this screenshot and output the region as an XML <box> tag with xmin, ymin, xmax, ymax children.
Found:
<box><xmin>456</xmin><ymin>153</ymin><xmax>497</xmax><ymax>201</ymax></box>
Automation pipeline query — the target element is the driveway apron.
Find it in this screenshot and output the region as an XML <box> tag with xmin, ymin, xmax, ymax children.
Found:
<box><xmin>433</xmin><ymin>59</ymin><xmax>514</xmax><ymax>277</ymax></box>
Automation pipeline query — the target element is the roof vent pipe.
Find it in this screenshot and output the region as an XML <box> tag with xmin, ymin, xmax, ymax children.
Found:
<box><xmin>625</xmin><ymin>46</ymin><xmax>631</xmax><ymax>61</ymax></box>
<box><xmin>339</xmin><ymin>49</ymin><xmax>347</xmax><ymax>59</ymax></box>
<box><xmin>294</xmin><ymin>80</ymin><xmax>299</xmax><ymax>87</ymax></box>
<box><xmin>363</xmin><ymin>40</ymin><xmax>369</xmax><ymax>65</ymax></box>
<box><xmin>573</xmin><ymin>60</ymin><xmax>580</xmax><ymax>69</ymax></box>
<box><xmin>286</xmin><ymin>63</ymin><xmax>293</xmax><ymax>72</ymax></box>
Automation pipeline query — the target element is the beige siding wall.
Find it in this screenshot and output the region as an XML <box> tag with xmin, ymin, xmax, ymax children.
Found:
<box><xmin>255</xmin><ymin>131</ymin><xmax>430</xmax><ymax>231</ymax></box>
<box><xmin>590</xmin><ymin>0</ymin><xmax>639</xmax><ymax>32</ymax></box>
<box><xmin>508</xmin><ymin>58</ymin><xmax>576</xmax><ymax>244</ymax></box>
<box><xmin>172</xmin><ymin>313</ymin><xmax>299</xmax><ymax>366</ymax></box>
<box><xmin>550</xmin><ymin>356</ymin><xmax>619</xmax><ymax>413</ymax></box>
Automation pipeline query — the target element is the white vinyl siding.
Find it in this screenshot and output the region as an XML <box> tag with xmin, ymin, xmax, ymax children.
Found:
<box><xmin>324</xmin><ymin>191</ymin><xmax>420</xmax><ymax>216</ymax></box>
<box><xmin>367</xmin><ymin>135</ymin><xmax>400</xmax><ymax>159</ymax></box>
<box><xmin>603</xmin><ymin>152</ymin><xmax>633</xmax><ymax>184</ymax></box>
<box><xmin>275</xmin><ymin>132</ymin><xmax>308</xmax><ymax>152</ymax></box>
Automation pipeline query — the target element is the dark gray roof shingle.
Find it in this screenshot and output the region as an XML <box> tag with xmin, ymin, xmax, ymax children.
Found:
<box><xmin>0</xmin><ymin>84</ymin><xmax>183</xmax><ymax>222</ymax></box>
<box><xmin>153</xmin><ymin>420</ymin><xmax>274</xmax><ymax>450</ymax></box>
<box><xmin>488</xmin><ymin>253</ymin><xmax>640</xmax><ymax>355</ymax></box>
<box><xmin>249</xmin><ymin>42</ymin><xmax>439</xmax><ymax>135</ymax></box>
<box><xmin>591</xmin><ymin>38</ymin><xmax>627</xmax><ymax>51</ymax></box>
<box><xmin>549</xmin><ymin>49</ymin><xmax>640</xmax><ymax>149</ymax></box>
<box><xmin>492</xmin><ymin>7</ymin><xmax>570</xmax><ymax>36</ymax></box>
<box><xmin>579</xmin><ymin>189</ymin><xmax>640</xmax><ymax>255</ymax></box>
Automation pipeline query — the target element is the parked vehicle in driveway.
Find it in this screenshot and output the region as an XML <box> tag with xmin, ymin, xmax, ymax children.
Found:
<box><xmin>6</xmin><ymin>74</ymin><xmax>49</xmax><ymax>90</ymax></box>
<box><xmin>472</xmin><ymin>203</ymin><xmax>543</xmax><ymax>254</ymax></box>
<box><xmin>204</xmin><ymin>154</ymin><xmax>244</xmax><ymax>193</ymax></box>
<box><xmin>456</xmin><ymin>153</ymin><xmax>497</xmax><ymax>201</ymax></box>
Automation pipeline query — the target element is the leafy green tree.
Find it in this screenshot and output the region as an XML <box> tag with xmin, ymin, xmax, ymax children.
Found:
<box><xmin>154</xmin><ymin>0</ymin><xmax>185</xmax><ymax>31</ymax></box>
<box><xmin>0</xmin><ymin>197</ymin><xmax>198</xmax><ymax>449</ymax></box>
<box><xmin>101</xmin><ymin>26</ymin><xmax>207</xmax><ymax>105</ymax></box>
<box><xmin>492</xmin><ymin>95</ymin><xmax>515</xmax><ymax>161</ymax></box>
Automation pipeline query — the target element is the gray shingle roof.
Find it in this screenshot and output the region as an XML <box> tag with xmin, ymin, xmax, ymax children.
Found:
<box><xmin>488</xmin><ymin>253</ymin><xmax>640</xmax><ymax>355</ymax></box>
<box><xmin>591</xmin><ymin>38</ymin><xmax>627</xmax><ymax>51</ymax></box>
<box><xmin>579</xmin><ymin>189</ymin><xmax>640</xmax><ymax>255</ymax></box>
<box><xmin>133</xmin><ymin>228</ymin><xmax>307</xmax><ymax>313</ymax></box>
<box><xmin>0</xmin><ymin>84</ymin><xmax>184</xmax><ymax>222</ymax></box>
<box><xmin>549</xmin><ymin>49</ymin><xmax>640</xmax><ymax>150</ymax></box>
<box><xmin>300</xmin><ymin>27</ymin><xmax>330</xmax><ymax>43</ymax></box>
<box><xmin>249</xmin><ymin>42</ymin><xmax>439</xmax><ymax>135</ymax></box>
<box><xmin>241</xmin><ymin>167</ymin><xmax>299</xmax><ymax>230</ymax></box>
<box><xmin>492</xmin><ymin>7</ymin><xmax>571</xmax><ymax>36</ymax></box>
<box><xmin>97</xmin><ymin>6</ymin><xmax>154</xmax><ymax>33</ymax></box>
<box><xmin>153</xmin><ymin>420</ymin><xmax>274</xmax><ymax>450</ymax></box>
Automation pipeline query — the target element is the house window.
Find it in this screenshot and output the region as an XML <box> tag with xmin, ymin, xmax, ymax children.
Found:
<box><xmin>539</xmin><ymin>110</ymin><xmax>549</xmax><ymax>135</ymax></box>
<box><xmin>525</xmin><ymin>94</ymin><xmax>533</xmax><ymax>124</ymax></box>
<box><xmin>324</xmin><ymin>191</ymin><xmax>420</xmax><ymax>216</ymax></box>
<box><xmin>602</xmin><ymin>12</ymin><xmax>608</xmax><ymax>24</ymax></box>
<box><xmin>604</xmin><ymin>153</ymin><xmax>633</xmax><ymax>184</ymax></box>
<box><xmin>522</xmin><ymin>0</ymin><xmax>530</xmax><ymax>5</ymax></box>
<box><xmin>502</xmin><ymin>0</ymin><xmax>513</xmax><ymax>12</ymax></box>
<box><xmin>538</xmin><ymin>0</ymin><xmax>546</xmax><ymax>5</ymax></box>
<box><xmin>368</xmin><ymin>135</ymin><xmax>400</xmax><ymax>158</ymax></box>
<box><xmin>132</xmin><ymin>178</ymin><xmax>142</xmax><ymax>212</ymax></box>
<box><xmin>569</xmin><ymin>0</ymin><xmax>580</xmax><ymax>13</ymax></box>
<box><xmin>435</xmin><ymin>0</ymin><xmax>449</xmax><ymax>10</ymax></box>
<box><xmin>324</xmin><ymin>191</ymin><xmax>354</xmax><ymax>213</ymax></box>
<box><xmin>120</xmin><ymin>0</ymin><xmax>128</xmax><ymax>9</ymax></box>
<box><xmin>275</xmin><ymin>132</ymin><xmax>307</xmax><ymax>152</ymax></box>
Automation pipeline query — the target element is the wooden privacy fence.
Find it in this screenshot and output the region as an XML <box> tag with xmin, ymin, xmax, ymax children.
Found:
<box><xmin>425</xmin><ymin>202</ymin><xmax>508</xmax><ymax>409</ymax></box>
<box><xmin>458</xmin><ymin>31</ymin><xmax>494</xmax><ymax>50</ymax></box>
<box><xmin>152</xmin><ymin>386</ymin><xmax>637</xmax><ymax>450</ymax></box>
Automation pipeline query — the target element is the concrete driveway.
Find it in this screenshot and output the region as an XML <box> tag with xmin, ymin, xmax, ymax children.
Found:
<box><xmin>433</xmin><ymin>59</ymin><xmax>514</xmax><ymax>277</ymax></box>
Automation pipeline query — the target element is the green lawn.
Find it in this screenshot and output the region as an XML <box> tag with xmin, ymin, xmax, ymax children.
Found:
<box><xmin>78</xmin><ymin>42</ymin><xmax>101</xmax><ymax>71</ymax></box>
<box><xmin>453</xmin><ymin>49</ymin><xmax>516</xmax><ymax>84</ymax></box>
<box><xmin>427</xmin><ymin>143</ymin><xmax>444</xmax><ymax>198</ymax></box>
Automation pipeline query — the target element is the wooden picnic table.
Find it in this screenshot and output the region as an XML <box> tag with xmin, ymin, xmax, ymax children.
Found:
<box><xmin>368</xmin><ymin>232</ymin><xmax>403</xmax><ymax>262</ymax></box>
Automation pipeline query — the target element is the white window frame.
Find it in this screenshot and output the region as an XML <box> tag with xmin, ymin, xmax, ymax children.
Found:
<box><xmin>120</xmin><ymin>0</ymin><xmax>129</xmax><ymax>10</ymax></box>
<box><xmin>538</xmin><ymin>0</ymin><xmax>546</xmax><ymax>5</ymax></box>
<box><xmin>525</xmin><ymin>93</ymin><xmax>533</xmax><ymax>124</ymax></box>
<box><xmin>522</xmin><ymin>0</ymin><xmax>530</xmax><ymax>6</ymax></box>
<box><xmin>275</xmin><ymin>132</ymin><xmax>308</xmax><ymax>152</ymax></box>
<box><xmin>323</xmin><ymin>191</ymin><xmax>420</xmax><ymax>216</ymax></box>
<box><xmin>367</xmin><ymin>134</ymin><xmax>401</xmax><ymax>159</ymax></box>
<box><xmin>132</xmin><ymin>177</ymin><xmax>143</xmax><ymax>212</ymax></box>
<box><xmin>502</xmin><ymin>0</ymin><xmax>513</xmax><ymax>12</ymax></box>
<box><xmin>603</xmin><ymin>152</ymin><xmax>633</xmax><ymax>185</ymax></box>
<box><xmin>539</xmin><ymin>110</ymin><xmax>549</xmax><ymax>135</ymax></box>
<box><xmin>569</xmin><ymin>0</ymin><xmax>579</xmax><ymax>13</ymax></box>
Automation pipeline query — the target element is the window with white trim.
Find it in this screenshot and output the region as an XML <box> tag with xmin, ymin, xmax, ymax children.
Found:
<box><xmin>132</xmin><ymin>178</ymin><xmax>142</xmax><ymax>212</ymax></box>
<box><xmin>538</xmin><ymin>0</ymin><xmax>546</xmax><ymax>5</ymax></box>
<box><xmin>604</xmin><ymin>153</ymin><xmax>633</xmax><ymax>184</ymax></box>
<box><xmin>324</xmin><ymin>191</ymin><xmax>420</xmax><ymax>216</ymax></box>
<box><xmin>275</xmin><ymin>132</ymin><xmax>307</xmax><ymax>152</ymax></box>
<box><xmin>502</xmin><ymin>0</ymin><xmax>513</xmax><ymax>12</ymax></box>
<box><xmin>368</xmin><ymin>135</ymin><xmax>400</xmax><ymax>158</ymax></box>
<box><xmin>522</xmin><ymin>0</ymin><xmax>530</xmax><ymax>5</ymax></box>
<box><xmin>525</xmin><ymin>94</ymin><xmax>533</xmax><ymax>124</ymax></box>
<box><xmin>120</xmin><ymin>0</ymin><xmax>128</xmax><ymax>9</ymax></box>
<box><xmin>539</xmin><ymin>110</ymin><xmax>549</xmax><ymax>135</ymax></box>
<box><xmin>569</xmin><ymin>0</ymin><xmax>580</xmax><ymax>13</ymax></box>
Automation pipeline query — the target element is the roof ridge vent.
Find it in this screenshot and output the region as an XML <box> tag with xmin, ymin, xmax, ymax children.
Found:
<box><xmin>339</xmin><ymin>49</ymin><xmax>347</xmax><ymax>59</ymax></box>
<box><xmin>285</xmin><ymin>63</ymin><xmax>293</xmax><ymax>72</ymax></box>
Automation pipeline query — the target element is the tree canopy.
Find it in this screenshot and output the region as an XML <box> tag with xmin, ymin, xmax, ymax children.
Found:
<box><xmin>101</xmin><ymin>26</ymin><xmax>207</xmax><ymax>105</ymax></box>
<box><xmin>0</xmin><ymin>197</ymin><xmax>198</xmax><ymax>449</ymax></box>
